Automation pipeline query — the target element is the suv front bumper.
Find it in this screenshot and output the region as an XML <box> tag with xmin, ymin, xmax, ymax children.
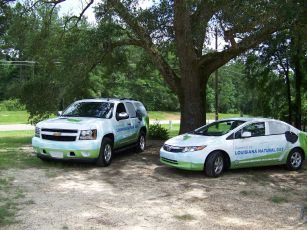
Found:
<box><xmin>32</xmin><ymin>137</ymin><xmax>101</xmax><ymax>160</ymax></box>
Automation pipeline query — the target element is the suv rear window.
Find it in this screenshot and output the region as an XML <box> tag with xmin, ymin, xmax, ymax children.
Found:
<box><xmin>134</xmin><ymin>102</ymin><xmax>147</xmax><ymax>116</ymax></box>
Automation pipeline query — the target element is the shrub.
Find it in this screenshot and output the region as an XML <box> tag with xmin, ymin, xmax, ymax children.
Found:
<box><xmin>149</xmin><ymin>123</ymin><xmax>169</xmax><ymax>140</ymax></box>
<box><xmin>0</xmin><ymin>99</ymin><xmax>25</xmax><ymax>111</ymax></box>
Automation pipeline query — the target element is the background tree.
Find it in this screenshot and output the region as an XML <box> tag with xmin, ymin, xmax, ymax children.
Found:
<box><xmin>91</xmin><ymin>0</ymin><xmax>297</xmax><ymax>133</ymax></box>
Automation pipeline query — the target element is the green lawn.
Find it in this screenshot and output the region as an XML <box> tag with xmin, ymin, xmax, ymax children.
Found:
<box><xmin>0</xmin><ymin>110</ymin><xmax>245</xmax><ymax>125</ymax></box>
<box><xmin>0</xmin><ymin>130</ymin><xmax>45</xmax><ymax>169</ymax></box>
<box><xmin>0</xmin><ymin>111</ymin><xmax>29</xmax><ymax>124</ymax></box>
<box><xmin>148</xmin><ymin>111</ymin><xmax>242</xmax><ymax>121</ymax></box>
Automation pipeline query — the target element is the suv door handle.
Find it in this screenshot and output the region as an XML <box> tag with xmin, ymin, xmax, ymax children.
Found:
<box><xmin>128</xmin><ymin>123</ymin><xmax>131</xmax><ymax>126</ymax></box>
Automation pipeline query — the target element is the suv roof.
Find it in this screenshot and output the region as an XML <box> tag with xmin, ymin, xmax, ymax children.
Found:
<box><xmin>75</xmin><ymin>98</ymin><xmax>141</xmax><ymax>103</ymax></box>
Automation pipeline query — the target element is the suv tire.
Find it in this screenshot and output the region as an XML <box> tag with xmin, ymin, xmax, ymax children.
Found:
<box><xmin>97</xmin><ymin>137</ymin><xmax>113</xmax><ymax>167</ymax></box>
<box><xmin>136</xmin><ymin>131</ymin><xmax>146</xmax><ymax>153</ymax></box>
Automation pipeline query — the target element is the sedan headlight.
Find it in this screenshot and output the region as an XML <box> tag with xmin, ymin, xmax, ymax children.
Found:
<box><xmin>163</xmin><ymin>144</ymin><xmax>206</xmax><ymax>152</ymax></box>
<box><xmin>182</xmin><ymin>146</ymin><xmax>206</xmax><ymax>152</ymax></box>
<box><xmin>79</xmin><ymin>129</ymin><xmax>97</xmax><ymax>140</ymax></box>
<box><xmin>35</xmin><ymin>127</ymin><xmax>40</xmax><ymax>138</ymax></box>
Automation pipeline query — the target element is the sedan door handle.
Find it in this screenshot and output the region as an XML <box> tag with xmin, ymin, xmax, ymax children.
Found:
<box><xmin>128</xmin><ymin>123</ymin><xmax>131</xmax><ymax>126</ymax></box>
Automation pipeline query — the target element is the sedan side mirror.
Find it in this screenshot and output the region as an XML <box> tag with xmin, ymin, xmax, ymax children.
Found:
<box><xmin>117</xmin><ymin>112</ymin><xmax>129</xmax><ymax>120</ymax></box>
<box><xmin>242</xmin><ymin>131</ymin><xmax>252</xmax><ymax>138</ymax></box>
<box><xmin>57</xmin><ymin>111</ymin><xmax>63</xmax><ymax>116</ymax></box>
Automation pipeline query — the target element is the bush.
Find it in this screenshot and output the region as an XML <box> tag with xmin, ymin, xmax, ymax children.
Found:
<box><xmin>0</xmin><ymin>99</ymin><xmax>25</xmax><ymax>111</ymax></box>
<box><xmin>149</xmin><ymin>123</ymin><xmax>169</xmax><ymax>140</ymax></box>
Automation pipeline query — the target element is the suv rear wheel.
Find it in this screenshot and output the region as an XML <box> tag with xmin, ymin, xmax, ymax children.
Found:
<box><xmin>136</xmin><ymin>131</ymin><xmax>146</xmax><ymax>153</ymax></box>
<box><xmin>97</xmin><ymin>137</ymin><xmax>113</xmax><ymax>167</ymax></box>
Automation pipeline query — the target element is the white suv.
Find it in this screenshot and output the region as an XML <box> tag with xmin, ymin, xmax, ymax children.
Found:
<box><xmin>32</xmin><ymin>98</ymin><xmax>149</xmax><ymax>166</ymax></box>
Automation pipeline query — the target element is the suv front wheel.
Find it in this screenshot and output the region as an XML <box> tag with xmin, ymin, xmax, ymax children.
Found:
<box><xmin>97</xmin><ymin>137</ymin><xmax>113</xmax><ymax>167</ymax></box>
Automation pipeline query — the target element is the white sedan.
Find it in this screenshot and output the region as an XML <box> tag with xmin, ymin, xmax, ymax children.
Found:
<box><xmin>160</xmin><ymin>118</ymin><xmax>307</xmax><ymax>177</ymax></box>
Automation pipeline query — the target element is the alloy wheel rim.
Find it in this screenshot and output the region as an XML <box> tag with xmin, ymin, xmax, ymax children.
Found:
<box><xmin>290</xmin><ymin>152</ymin><xmax>302</xmax><ymax>168</ymax></box>
<box><xmin>140</xmin><ymin>135</ymin><xmax>145</xmax><ymax>150</ymax></box>
<box><xmin>214</xmin><ymin>156</ymin><xmax>224</xmax><ymax>174</ymax></box>
<box><xmin>104</xmin><ymin>144</ymin><xmax>112</xmax><ymax>162</ymax></box>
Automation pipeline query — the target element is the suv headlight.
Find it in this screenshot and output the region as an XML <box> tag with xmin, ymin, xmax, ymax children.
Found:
<box><xmin>79</xmin><ymin>129</ymin><xmax>97</xmax><ymax>140</ymax></box>
<box><xmin>35</xmin><ymin>127</ymin><xmax>40</xmax><ymax>138</ymax></box>
<box><xmin>182</xmin><ymin>146</ymin><xmax>206</xmax><ymax>152</ymax></box>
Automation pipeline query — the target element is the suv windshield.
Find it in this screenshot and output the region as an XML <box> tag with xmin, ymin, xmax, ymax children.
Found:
<box><xmin>192</xmin><ymin>120</ymin><xmax>246</xmax><ymax>136</ymax></box>
<box><xmin>62</xmin><ymin>102</ymin><xmax>114</xmax><ymax>118</ymax></box>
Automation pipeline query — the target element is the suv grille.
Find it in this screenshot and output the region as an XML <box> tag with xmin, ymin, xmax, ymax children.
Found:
<box><xmin>41</xmin><ymin>128</ymin><xmax>78</xmax><ymax>133</ymax></box>
<box><xmin>42</xmin><ymin>135</ymin><xmax>76</xmax><ymax>142</ymax></box>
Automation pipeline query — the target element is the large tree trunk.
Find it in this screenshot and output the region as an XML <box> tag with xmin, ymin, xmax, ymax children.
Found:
<box><xmin>285</xmin><ymin>68</ymin><xmax>292</xmax><ymax>124</ymax></box>
<box><xmin>293</xmin><ymin>56</ymin><xmax>302</xmax><ymax>129</ymax></box>
<box><xmin>292</xmin><ymin>27</ymin><xmax>302</xmax><ymax>129</ymax></box>
<box><xmin>178</xmin><ymin>67</ymin><xmax>208</xmax><ymax>134</ymax></box>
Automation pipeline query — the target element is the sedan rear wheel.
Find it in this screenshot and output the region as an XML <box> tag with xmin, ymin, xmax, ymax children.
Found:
<box><xmin>286</xmin><ymin>149</ymin><xmax>304</xmax><ymax>170</ymax></box>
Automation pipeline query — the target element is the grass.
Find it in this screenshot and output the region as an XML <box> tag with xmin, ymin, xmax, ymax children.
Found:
<box><xmin>0</xmin><ymin>177</ymin><xmax>21</xmax><ymax>227</ymax></box>
<box><xmin>148</xmin><ymin>111</ymin><xmax>243</xmax><ymax>121</ymax></box>
<box><xmin>174</xmin><ymin>214</ymin><xmax>196</xmax><ymax>221</ymax></box>
<box><xmin>0</xmin><ymin>110</ymin><xmax>245</xmax><ymax>125</ymax></box>
<box><xmin>0</xmin><ymin>130</ymin><xmax>46</xmax><ymax>169</ymax></box>
<box><xmin>0</xmin><ymin>111</ymin><xmax>29</xmax><ymax>124</ymax></box>
<box><xmin>270</xmin><ymin>196</ymin><xmax>288</xmax><ymax>204</ymax></box>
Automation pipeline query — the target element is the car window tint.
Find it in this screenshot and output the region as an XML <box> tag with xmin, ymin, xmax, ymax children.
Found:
<box><xmin>268</xmin><ymin>121</ymin><xmax>289</xmax><ymax>135</ymax></box>
<box><xmin>134</xmin><ymin>102</ymin><xmax>147</xmax><ymax>116</ymax></box>
<box><xmin>236</xmin><ymin>122</ymin><xmax>266</xmax><ymax>138</ymax></box>
<box><xmin>116</xmin><ymin>103</ymin><xmax>127</xmax><ymax>114</ymax></box>
<box><xmin>242</xmin><ymin>122</ymin><xmax>265</xmax><ymax>137</ymax></box>
<box><xmin>126</xmin><ymin>102</ymin><xmax>136</xmax><ymax>118</ymax></box>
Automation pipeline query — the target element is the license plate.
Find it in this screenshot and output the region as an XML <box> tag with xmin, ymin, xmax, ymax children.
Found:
<box><xmin>49</xmin><ymin>151</ymin><xmax>64</xmax><ymax>158</ymax></box>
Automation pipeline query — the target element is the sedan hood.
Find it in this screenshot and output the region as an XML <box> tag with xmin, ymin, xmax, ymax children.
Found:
<box><xmin>37</xmin><ymin>117</ymin><xmax>101</xmax><ymax>130</ymax></box>
<box><xmin>165</xmin><ymin>133</ymin><xmax>221</xmax><ymax>147</ymax></box>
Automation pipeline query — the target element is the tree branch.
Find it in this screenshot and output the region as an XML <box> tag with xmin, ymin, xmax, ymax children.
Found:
<box><xmin>190</xmin><ymin>0</ymin><xmax>216</xmax><ymax>56</ymax></box>
<box><xmin>199</xmin><ymin>26</ymin><xmax>279</xmax><ymax>74</ymax></box>
<box><xmin>107</xmin><ymin>0</ymin><xmax>181</xmax><ymax>94</ymax></box>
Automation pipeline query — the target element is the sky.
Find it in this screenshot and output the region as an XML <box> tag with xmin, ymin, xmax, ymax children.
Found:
<box><xmin>57</xmin><ymin>0</ymin><xmax>154</xmax><ymax>24</ymax></box>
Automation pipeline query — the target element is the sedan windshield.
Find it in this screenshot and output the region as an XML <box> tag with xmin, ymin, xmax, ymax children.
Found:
<box><xmin>62</xmin><ymin>102</ymin><xmax>114</xmax><ymax>118</ymax></box>
<box><xmin>192</xmin><ymin>120</ymin><xmax>246</xmax><ymax>136</ymax></box>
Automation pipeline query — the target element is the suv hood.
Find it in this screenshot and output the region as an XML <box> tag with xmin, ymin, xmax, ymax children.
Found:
<box><xmin>37</xmin><ymin>117</ymin><xmax>102</xmax><ymax>130</ymax></box>
<box><xmin>165</xmin><ymin>133</ymin><xmax>221</xmax><ymax>147</ymax></box>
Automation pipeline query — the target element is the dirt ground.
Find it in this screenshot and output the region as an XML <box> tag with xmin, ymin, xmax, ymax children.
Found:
<box><xmin>3</xmin><ymin>140</ymin><xmax>307</xmax><ymax>230</ymax></box>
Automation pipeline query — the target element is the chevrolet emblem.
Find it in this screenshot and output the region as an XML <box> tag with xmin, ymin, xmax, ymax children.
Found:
<box><xmin>53</xmin><ymin>132</ymin><xmax>61</xmax><ymax>136</ymax></box>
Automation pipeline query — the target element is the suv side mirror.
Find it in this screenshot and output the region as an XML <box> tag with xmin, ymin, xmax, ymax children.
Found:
<box><xmin>57</xmin><ymin>111</ymin><xmax>63</xmax><ymax>116</ymax></box>
<box><xmin>117</xmin><ymin>112</ymin><xmax>129</xmax><ymax>120</ymax></box>
<box><xmin>242</xmin><ymin>131</ymin><xmax>252</xmax><ymax>138</ymax></box>
<box><xmin>136</xmin><ymin>110</ymin><xmax>143</xmax><ymax>121</ymax></box>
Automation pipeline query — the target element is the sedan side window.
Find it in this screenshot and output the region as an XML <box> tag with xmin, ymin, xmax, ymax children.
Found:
<box><xmin>236</xmin><ymin>122</ymin><xmax>265</xmax><ymax>138</ymax></box>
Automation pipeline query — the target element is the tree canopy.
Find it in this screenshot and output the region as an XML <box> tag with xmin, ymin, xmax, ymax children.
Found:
<box><xmin>0</xmin><ymin>0</ymin><xmax>305</xmax><ymax>129</ymax></box>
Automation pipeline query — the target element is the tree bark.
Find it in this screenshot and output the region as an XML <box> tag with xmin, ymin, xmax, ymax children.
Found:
<box><xmin>178</xmin><ymin>68</ymin><xmax>208</xmax><ymax>134</ymax></box>
<box><xmin>292</xmin><ymin>26</ymin><xmax>302</xmax><ymax>129</ymax></box>
<box><xmin>284</xmin><ymin>65</ymin><xmax>292</xmax><ymax>124</ymax></box>
<box><xmin>293</xmin><ymin>52</ymin><xmax>302</xmax><ymax>129</ymax></box>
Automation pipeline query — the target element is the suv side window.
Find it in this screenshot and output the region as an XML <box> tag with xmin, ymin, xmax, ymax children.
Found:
<box><xmin>235</xmin><ymin>122</ymin><xmax>265</xmax><ymax>138</ymax></box>
<box><xmin>116</xmin><ymin>103</ymin><xmax>128</xmax><ymax>120</ymax></box>
<box><xmin>125</xmin><ymin>102</ymin><xmax>136</xmax><ymax>118</ymax></box>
